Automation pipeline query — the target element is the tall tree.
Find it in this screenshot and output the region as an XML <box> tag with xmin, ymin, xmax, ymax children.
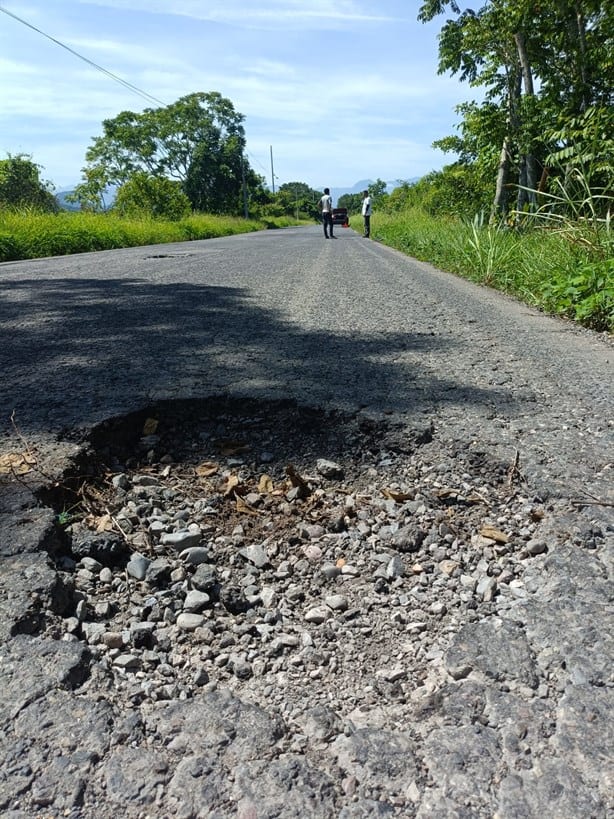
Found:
<box><xmin>418</xmin><ymin>0</ymin><xmax>613</xmax><ymax>219</ymax></box>
<box><xmin>78</xmin><ymin>92</ymin><xmax>258</xmax><ymax>215</ymax></box>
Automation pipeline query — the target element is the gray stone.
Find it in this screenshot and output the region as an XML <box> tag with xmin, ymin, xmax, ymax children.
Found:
<box><xmin>145</xmin><ymin>557</ymin><xmax>172</xmax><ymax>585</ymax></box>
<box><xmin>191</xmin><ymin>563</ymin><xmax>217</xmax><ymax>592</ymax></box>
<box><xmin>183</xmin><ymin>589</ymin><xmax>210</xmax><ymax>612</ymax></box>
<box><xmin>239</xmin><ymin>543</ymin><xmax>269</xmax><ymax>568</ymax></box>
<box><xmin>321</xmin><ymin>563</ymin><xmax>342</xmax><ymax>580</ymax></box>
<box><xmin>179</xmin><ymin>546</ymin><xmax>210</xmax><ymax>565</ymax></box>
<box><xmin>112</xmin><ymin>473</ymin><xmax>129</xmax><ymax>489</ymax></box>
<box><xmin>232</xmin><ymin>658</ymin><xmax>253</xmax><ymax>680</ymax></box>
<box><xmin>304</xmin><ymin>606</ymin><xmax>330</xmax><ymax>624</ymax></box>
<box><xmin>316</xmin><ymin>458</ymin><xmax>344</xmax><ymax>479</ymax></box>
<box><xmin>325</xmin><ymin>594</ymin><xmax>349</xmax><ymax>611</ymax></box>
<box><xmin>387</xmin><ymin>555</ymin><xmax>405</xmax><ymax>578</ymax></box>
<box><xmin>176</xmin><ymin>612</ymin><xmax>205</xmax><ymax>631</ymax></box>
<box><xmin>126</xmin><ymin>553</ymin><xmax>150</xmax><ymax>580</ymax></box>
<box><xmin>113</xmin><ymin>653</ymin><xmax>140</xmax><ymax>669</ymax></box>
<box><xmin>297</xmin><ymin>705</ymin><xmax>342</xmax><ymax>741</ymax></box>
<box><xmin>160</xmin><ymin>529</ymin><xmax>201</xmax><ymax>550</ymax></box>
<box><xmin>476</xmin><ymin>574</ymin><xmax>497</xmax><ymax>601</ymax></box>
<box><xmin>391</xmin><ymin>524</ymin><xmax>426</xmax><ymax>553</ymax></box>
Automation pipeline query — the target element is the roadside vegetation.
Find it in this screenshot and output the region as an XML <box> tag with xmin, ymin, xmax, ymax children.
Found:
<box><xmin>0</xmin><ymin>209</ymin><xmax>296</xmax><ymax>263</ymax></box>
<box><xmin>340</xmin><ymin>2</ymin><xmax>613</xmax><ymax>333</ymax></box>
<box><xmin>338</xmin><ymin>160</ymin><xmax>612</xmax><ymax>333</ymax></box>
<box><xmin>2</xmin><ymin>3</ymin><xmax>612</xmax><ymax>333</ymax></box>
<box><xmin>372</xmin><ymin>206</ymin><xmax>612</xmax><ymax>333</ymax></box>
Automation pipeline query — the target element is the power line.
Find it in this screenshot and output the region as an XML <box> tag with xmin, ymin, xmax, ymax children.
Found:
<box><xmin>0</xmin><ymin>4</ymin><xmax>167</xmax><ymax>107</ymax></box>
<box><xmin>245</xmin><ymin>149</ymin><xmax>271</xmax><ymax>178</ymax></box>
<box><xmin>1</xmin><ymin>4</ymin><xmax>271</xmax><ymax>180</ymax></box>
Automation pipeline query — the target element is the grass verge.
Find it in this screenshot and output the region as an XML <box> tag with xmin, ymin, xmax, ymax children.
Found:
<box><xmin>373</xmin><ymin>209</ymin><xmax>613</xmax><ymax>333</ymax></box>
<box><xmin>0</xmin><ymin>210</ymin><xmax>298</xmax><ymax>263</ymax></box>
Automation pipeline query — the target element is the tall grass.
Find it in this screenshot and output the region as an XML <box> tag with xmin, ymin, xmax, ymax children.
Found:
<box><xmin>0</xmin><ymin>209</ymin><xmax>293</xmax><ymax>263</ymax></box>
<box><xmin>373</xmin><ymin>207</ymin><xmax>613</xmax><ymax>333</ymax></box>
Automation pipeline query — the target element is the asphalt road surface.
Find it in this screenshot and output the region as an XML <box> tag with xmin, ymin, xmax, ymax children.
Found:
<box><xmin>1</xmin><ymin>224</ymin><xmax>612</xmax><ymax>494</ymax></box>
<box><xmin>0</xmin><ymin>224</ymin><xmax>612</xmax><ymax>818</ymax></box>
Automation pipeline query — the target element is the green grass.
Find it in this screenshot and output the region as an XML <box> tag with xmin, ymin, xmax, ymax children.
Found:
<box><xmin>372</xmin><ymin>208</ymin><xmax>613</xmax><ymax>333</ymax></box>
<box><xmin>0</xmin><ymin>209</ymin><xmax>297</xmax><ymax>263</ymax></box>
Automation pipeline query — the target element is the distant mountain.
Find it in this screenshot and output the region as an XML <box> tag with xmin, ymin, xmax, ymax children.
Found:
<box><xmin>329</xmin><ymin>178</ymin><xmax>420</xmax><ymax>203</ymax></box>
<box><xmin>55</xmin><ymin>186</ymin><xmax>117</xmax><ymax>212</ymax></box>
<box><xmin>55</xmin><ymin>189</ymin><xmax>81</xmax><ymax>211</ymax></box>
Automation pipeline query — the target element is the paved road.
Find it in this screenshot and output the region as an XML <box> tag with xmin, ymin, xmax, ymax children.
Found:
<box><xmin>0</xmin><ymin>225</ymin><xmax>612</xmax><ymax>817</ymax></box>
<box><xmin>1</xmin><ymin>224</ymin><xmax>612</xmax><ymax>497</ymax></box>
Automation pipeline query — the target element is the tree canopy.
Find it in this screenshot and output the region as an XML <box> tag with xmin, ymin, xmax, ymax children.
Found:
<box><xmin>338</xmin><ymin>180</ymin><xmax>389</xmax><ymax>213</ymax></box>
<box><xmin>113</xmin><ymin>172</ymin><xmax>191</xmax><ymax>220</ymax></box>
<box><xmin>276</xmin><ymin>182</ymin><xmax>321</xmax><ymax>220</ymax></box>
<box><xmin>0</xmin><ymin>154</ymin><xmax>58</xmax><ymax>212</ymax></box>
<box><xmin>418</xmin><ymin>0</ymin><xmax>614</xmax><ymax>219</ymax></box>
<box><xmin>74</xmin><ymin>91</ymin><xmax>265</xmax><ymax>215</ymax></box>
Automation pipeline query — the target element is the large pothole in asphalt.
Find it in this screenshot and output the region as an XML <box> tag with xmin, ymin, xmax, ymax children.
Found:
<box><xmin>36</xmin><ymin>396</ymin><xmax>547</xmax><ymax>720</ymax></box>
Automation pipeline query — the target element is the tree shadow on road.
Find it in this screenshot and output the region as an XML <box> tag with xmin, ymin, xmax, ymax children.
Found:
<box><xmin>1</xmin><ymin>277</ymin><xmax>520</xmax><ymax>442</ymax></box>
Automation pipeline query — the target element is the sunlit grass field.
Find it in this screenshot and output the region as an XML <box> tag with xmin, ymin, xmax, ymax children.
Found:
<box><xmin>0</xmin><ymin>209</ymin><xmax>296</xmax><ymax>263</ymax></box>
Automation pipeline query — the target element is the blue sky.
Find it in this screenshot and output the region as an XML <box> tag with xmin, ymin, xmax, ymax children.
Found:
<box><xmin>0</xmin><ymin>1</ymin><xmax>472</xmax><ymax>192</ymax></box>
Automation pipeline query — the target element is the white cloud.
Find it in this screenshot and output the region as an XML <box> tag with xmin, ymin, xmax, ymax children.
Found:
<box><xmin>0</xmin><ymin>0</ymin><xmax>469</xmax><ymax>188</ymax></box>
<box><xmin>74</xmin><ymin>0</ymin><xmax>406</xmax><ymax>29</ymax></box>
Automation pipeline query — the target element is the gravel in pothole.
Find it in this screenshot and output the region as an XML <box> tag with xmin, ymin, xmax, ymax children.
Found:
<box><xmin>45</xmin><ymin>398</ymin><xmax>552</xmax><ymax>725</ymax></box>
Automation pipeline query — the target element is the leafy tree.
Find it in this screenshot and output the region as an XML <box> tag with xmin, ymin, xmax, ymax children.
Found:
<box><xmin>338</xmin><ymin>192</ymin><xmax>363</xmax><ymax>213</ymax></box>
<box><xmin>547</xmin><ymin>105</ymin><xmax>614</xmax><ymax>181</ymax></box>
<box><xmin>0</xmin><ymin>154</ymin><xmax>58</xmax><ymax>212</ymax></box>
<box><xmin>67</xmin><ymin>165</ymin><xmax>111</xmax><ymax>212</ymax></box>
<box><xmin>381</xmin><ymin>181</ymin><xmax>417</xmax><ymax>212</ymax></box>
<box><xmin>339</xmin><ymin>181</ymin><xmax>389</xmax><ymax>213</ymax></box>
<box><xmin>276</xmin><ymin>182</ymin><xmax>321</xmax><ymax>219</ymax></box>
<box><xmin>418</xmin><ymin>0</ymin><xmax>613</xmax><ymax>219</ymax></box>
<box><xmin>423</xmin><ymin>164</ymin><xmax>492</xmax><ymax>217</ymax></box>
<box><xmin>114</xmin><ymin>172</ymin><xmax>191</xmax><ymax>220</ymax></box>
<box><xmin>80</xmin><ymin>92</ymin><xmax>258</xmax><ymax>214</ymax></box>
<box><xmin>369</xmin><ymin>178</ymin><xmax>390</xmax><ymax>208</ymax></box>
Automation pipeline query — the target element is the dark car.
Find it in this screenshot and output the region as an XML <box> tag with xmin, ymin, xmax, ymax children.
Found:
<box><xmin>332</xmin><ymin>208</ymin><xmax>349</xmax><ymax>226</ymax></box>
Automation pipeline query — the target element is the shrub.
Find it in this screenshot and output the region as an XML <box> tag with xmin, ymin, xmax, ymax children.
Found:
<box><xmin>114</xmin><ymin>173</ymin><xmax>191</xmax><ymax>221</ymax></box>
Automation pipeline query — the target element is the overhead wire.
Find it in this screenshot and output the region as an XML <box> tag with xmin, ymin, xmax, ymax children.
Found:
<box><xmin>0</xmin><ymin>4</ymin><xmax>273</xmax><ymax>182</ymax></box>
<box><xmin>0</xmin><ymin>4</ymin><xmax>167</xmax><ymax>107</ymax></box>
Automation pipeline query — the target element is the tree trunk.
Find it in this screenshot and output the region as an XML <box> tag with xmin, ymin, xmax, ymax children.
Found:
<box><xmin>491</xmin><ymin>135</ymin><xmax>512</xmax><ymax>222</ymax></box>
<box><xmin>492</xmin><ymin>66</ymin><xmax>521</xmax><ymax>222</ymax></box>
<box><xmin>574</xmin><ymin>1</ymin><xmax>589</xmax><ymax>111</ymax></box>
<box><xmin>514</xmin><ymin>31</ymin><xmax>538</xmax><ymax>211</ymax></box>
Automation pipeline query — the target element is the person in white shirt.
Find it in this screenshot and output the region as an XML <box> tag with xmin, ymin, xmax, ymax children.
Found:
<box><xmin>361</xmin><ymin>190</ymin><xmax>372</xmax><ymax>238</ymax></box>
<box><xmin>318</xmin><ymin>187</ymin><xmax>336</xmax><ymax>239</ymax></box>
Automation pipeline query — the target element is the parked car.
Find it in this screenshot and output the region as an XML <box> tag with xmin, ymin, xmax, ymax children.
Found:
<box><xmin>332</xmin><ymin>208</ymin><xmax>349</xmax><ymax>226</ymax></box>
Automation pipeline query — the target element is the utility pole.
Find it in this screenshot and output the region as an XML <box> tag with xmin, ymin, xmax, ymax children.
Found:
<box><xmin>270</xmin><ymin>145</ymin><xmax>275</xmax><ymax>194</ymax></box>
<box><xmin>241</xmin><ymin>155</ymin><xmax>248</xmax><ymax>219</ymax></box>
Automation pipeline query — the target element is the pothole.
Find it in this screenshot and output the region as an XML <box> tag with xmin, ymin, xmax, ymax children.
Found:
<box><xmin>37</xmin><ymin>396</ymin><xmax>547</xmax><ymax>721</ymax></box>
